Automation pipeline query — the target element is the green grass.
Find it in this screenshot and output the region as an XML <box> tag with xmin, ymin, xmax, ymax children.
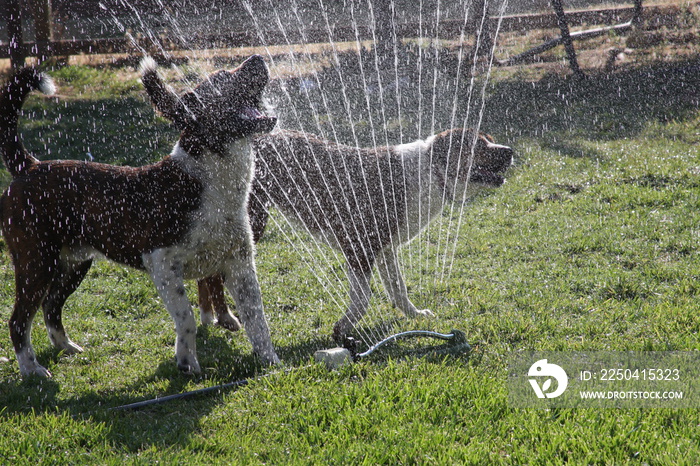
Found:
<box><xmin>1</xmin><ymin>58</ymin><xmax>700</xmax><ymax>464</ymax></box>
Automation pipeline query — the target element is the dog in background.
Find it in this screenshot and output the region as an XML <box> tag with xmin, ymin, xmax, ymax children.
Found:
<box><xmin>190</xmin><ymin>127</ymin><xmax>513</xmax><ymax>342</ymax></box>
<box><xmin>1</xmin><ymin>55</ymin><xmax>279</xmax><ymax>378</ymax></box>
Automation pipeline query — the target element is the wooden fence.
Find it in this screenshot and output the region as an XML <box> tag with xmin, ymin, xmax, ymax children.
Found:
<box><xmin>1</xmin><ymin>1</ymin><xmax>682</xmax><ymax>72</ymax></box>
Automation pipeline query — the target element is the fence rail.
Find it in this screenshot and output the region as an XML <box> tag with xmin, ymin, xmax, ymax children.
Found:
<box><xmin>1</xmin><ymin>3</ymin><xmax>683</xmax><ymax>62</ymax></box>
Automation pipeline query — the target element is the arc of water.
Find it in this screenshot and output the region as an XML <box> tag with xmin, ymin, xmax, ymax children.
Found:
<box><xmin>383</xmin><ymin>0</ymin><xmax>415</xmax><ymax>280</ymax></box>
<box><xmin>364</xmin><ymin>0</ymin><xmax>412</xmax><ymax>304</ymax></box>
<box><xmin>418</xmin><ymin>0</ymin><xmax>445</xmax><ymax>305</ymax></box>
<box><xmin>314</xmin><ymin>0</ymin><xmax>402</xmax><ymax>344</ymax></box>
<box><xmin>433</xmin><ymin>0</ymin><xmax>484</xmax><ymax>285</ymax></box>
<box><xmin>240</xmin><ymin>0</ymin><xmax>370</xmax><ymax>320</ymax></box>
<box><xmin>346</xmin><ymin>0</ymin><xmax>394</xmax><ymax>251</ymax></box>
<box><xmin>415</xmin><ymin>0</ymin><xmax>426</xmax><ymax>298</ymax></box>
<box><xmin>443</xmin><ymin>0</ymin><xmax>509</xmax><ymax>283</ymax></box>
<box><xmin>279</xmin><ymin>0</ymin><xmax>378</xmax><ymax>279</ymax></box>
<box><xmin>241</xmin><ymin>0</ymin><xmax>390</xmax><ymax>345</ymax></box>
<box><xmin>256</xmin><ymin>0</ymin><xmax>365</xmax><ymax>266</ymax></box>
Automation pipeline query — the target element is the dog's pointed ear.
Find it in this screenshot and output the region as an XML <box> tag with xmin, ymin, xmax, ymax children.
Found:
<box><xmin>140</xmin><ymin>57</ymin><xmax>194</xmax><ymax>130</ymax></box>
<box><xmin>431</xmin><ymin>129</ymin><xmax>461</xmax><ymax>164</ymax></box>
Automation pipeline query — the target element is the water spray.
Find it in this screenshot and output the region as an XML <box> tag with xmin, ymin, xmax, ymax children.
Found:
<box><xmin>94</xmin><ymin>0</ymin><xmax>494</xmax><ymax>411</ymax></box>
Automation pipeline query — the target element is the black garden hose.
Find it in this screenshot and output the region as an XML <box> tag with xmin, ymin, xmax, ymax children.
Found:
<box><xmin>110</xmin><ymin>329</ymin><xmax>470</xmax><ymax>411</ymax></box>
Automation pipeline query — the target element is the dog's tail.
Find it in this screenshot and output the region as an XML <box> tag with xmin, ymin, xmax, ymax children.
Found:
<box><xmin>0</xmin><ymin>67</ymin><xmax>56</xmax><ymax>178</ymax></box>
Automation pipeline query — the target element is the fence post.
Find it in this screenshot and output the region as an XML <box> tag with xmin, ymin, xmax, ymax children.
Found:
<box><xmin>373</xmin><ymin>0</ymin><xmax>394</xmax><ymax>69</ymax></box>
<box><xmin>551</xmin><ymin>0</ymin><xmax>584</xmax><ymax>78</ymax></box>
<box><xmin>30</xmin><ymin>0</ymin><xmax>53</xmax><ymax>64</ymax></box>
<box><xmin>7</xmin><ymin>0</ymin><xmax>25</xmax><ymax>70</ymax></box>
<box><xmin>632</xmin><ymin>0</ymin><xmax>644</xmax><ymax>27</ymax></box>
<box><xmin>471</xmin><ymin>0</ymin><xmax>494</xmax><ymax>58</ymax></box>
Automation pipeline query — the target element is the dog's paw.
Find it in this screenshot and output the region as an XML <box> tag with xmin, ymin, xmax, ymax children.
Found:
<box><xmin>48</xmin><ymin>330</ymin><xmax>85</xmax><ymax>354</ymax></box>
<box><xmin>262</xmin><ymin>352</ymin><xmax>281</xmax><ymax>366</ymax></box>
<box><xmin>27</xmin><ymin>366</ymin><xmax>53</xmax><ymax>379</ymax></box>
<box><xmin>404</xmin><ymin>307</ymin><xmax>435</xmax><ymax>319</ymax></box>
<box><xmin>17</xmin><ymin>350</ymin><xmax>52</xmax><ymax>378</ymax></box>
<box><xmin>177</xmin><ymin>356</ymin><xmax>201</xmax><ymax>375</ymax></box>
<box><xmin>61</xmin><ymin>340</ymin><xmax>84</xmax><ymax>355</ymax></box>
<box><xmin>200</xmin><ymin>308</ymin><xmax>216</xmax><ymax>326</ymax></box>
<box><xmin>216</xmin><ymin>312</ymin><xmax>242</xmax><ymax>332</ymax></box>
<box><xmin>19</xmin><ymin>362</ymin><xmax>52</xmax><ymax>379</ymax></box>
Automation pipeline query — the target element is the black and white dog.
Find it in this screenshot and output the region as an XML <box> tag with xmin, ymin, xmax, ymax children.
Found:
<box><xmin>191</xmin><ymin>127</ymin><xmax>513</xmax><ymax>342</ymax></box>
<box><xmin>0</xmin><ymin>55</ymin><xmax>279</xmax><ymax>378</ymax></box>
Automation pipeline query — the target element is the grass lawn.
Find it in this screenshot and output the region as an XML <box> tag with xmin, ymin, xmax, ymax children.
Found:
<box><xmin>0</xmin><ymin>50</ymin><xmax>699</xmax><ymax>463</ymax></box>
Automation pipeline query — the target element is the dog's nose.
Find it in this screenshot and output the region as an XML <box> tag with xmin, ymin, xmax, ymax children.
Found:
<box><xmin>500</xmin><ymin>145</ymin><xmax>514</xmax><ymax>166</ymax></box>
<box><xmin>489</xmin><ymin>143</ymin><xmax>514</xmax><ymax>168</ymax></box>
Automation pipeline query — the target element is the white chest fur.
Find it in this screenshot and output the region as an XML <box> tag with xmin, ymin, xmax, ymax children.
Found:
<box><xmin>165</xmin><ymin>139</ymin><xmax>256</xmax><ymax>278</ymax></box>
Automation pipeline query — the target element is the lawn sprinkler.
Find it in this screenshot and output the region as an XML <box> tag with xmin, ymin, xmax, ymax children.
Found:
<box><xmin>111</xmin><ymin>330</ymin><xmax>470</xmax><ymax>411</ymax></box>
<box><xmin>314</xmin><ymin>329</ymin><xmax>471</xmax><ymax>370</ymax></box>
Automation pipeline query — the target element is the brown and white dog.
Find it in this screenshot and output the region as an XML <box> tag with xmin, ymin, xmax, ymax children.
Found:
<box><xmin>190</xmin><ymin>126</ymin><xmax>513</xmax><ymax>343</ymax></box>
<box><xmin>0</xmin><ymin>55</ymin><xmax>280</xmax><ymax>378</ymax></box>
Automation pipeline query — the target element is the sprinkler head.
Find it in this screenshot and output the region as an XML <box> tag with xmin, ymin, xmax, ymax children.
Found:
<box><xmin>314</xmin><ymin>347</ymin><xmax>353</xmax><ymax>370</ymax></box>
<box><xmin>341</xmin><ymin>336</ymin><xmax>359</xmax><ymax>360</ymax></box>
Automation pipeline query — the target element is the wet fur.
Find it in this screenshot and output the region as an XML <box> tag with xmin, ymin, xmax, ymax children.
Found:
<box><xmin>197</xmin><ymin>129</ymin><xmax>513</xmax><ymax>342</ymax></box>
<box><xmin>1</xmin><ymin>57</ymin><xmax>279</xmax><ymax>378</ymax></box>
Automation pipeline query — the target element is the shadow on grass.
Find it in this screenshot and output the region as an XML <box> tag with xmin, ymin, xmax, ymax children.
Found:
<box><xmin>483</xmin><ymin>58</ymin><xmax>700</xmax><ymax>150</ymax></box>
<box><xmin>0</xmin><ymin>328</ymin><xmax>330</xmax><ymax>450</ymax></box>
<box><xmin>0</xmin><ymin>318</ymin><xmax>468</xmax><ymax>453</ymax></box>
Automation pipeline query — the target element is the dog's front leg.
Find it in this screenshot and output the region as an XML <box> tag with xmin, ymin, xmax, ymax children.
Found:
<box><xmin>376</xmin><ymin>247</ymin><xmax>434</xmax><ymax>319</ymax></box>
<box><xmin>223</xmin><ymin>244</ymin><xmax>280</xmax><ymax>366</ymax></box>
<box><xmin>333</xmin><ymin>265</ymin><xmax>373</xmax><ymax>343</ymax></box>
<box><xmin>143</xmin><ymin>250</ymin><xmax>201</xmax><ymax>374</ymax></box>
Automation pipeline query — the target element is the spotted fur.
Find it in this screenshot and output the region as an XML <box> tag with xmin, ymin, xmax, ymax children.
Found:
<box><xmin>197</xmin><ymin>128</ymin><xmax>514</xmax><ymax>342</ymax></box>
<box><xmin>1</xmin><ymin>56</ymin><xmax>279</xmax><ymax>378</ymax></box>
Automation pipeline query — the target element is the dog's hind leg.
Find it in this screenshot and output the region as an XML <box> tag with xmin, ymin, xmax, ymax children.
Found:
<box><xmin>332</xmin><ymin>264</ymin><xmax>373</xmax><ymax>343</ymax></box>
<box><xmin>197</xmin><ymin>277</ymin><xmax>216</xmax><ymax>326</ymax></box>
<box><xmin>376</xmin><ymin>247</ymin><xmax>434</xmax><ymax>319</ymax></box>
<box><xmin>197</xmin><ymin>275</ymin><xmax>241</xmax><ymax>331</ymax></box>
<box><xmin>223</xmin><ymin>243</ymin><xmax>279</xmax><ymax>365</ymax></box>
<box><xmin>9</xmin><ymin>254</ymin><xmax>56</xmax><ymax>377</ymax></box>
<box><xmin>197</xmin><ymin>189</ymin><xmax>267</xmax><ymax>333</ymax></box>
<box><xmin>43</xmin><ymin>260</ymin><xmax>92</xmax><ymax>355</ymax></box>
<box><xmin>143</xmin><ymin>250</ymin><xmax>201</xmax><ymax>374</ymax></box>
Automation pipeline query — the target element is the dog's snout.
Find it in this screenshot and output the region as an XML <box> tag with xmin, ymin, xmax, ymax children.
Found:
<box><xmin>500</xmin><ymin>145</ymin><xmax>514</xmax><ymax>166</ymax></box>
<box><xmin>489</xmin><ymin>143</ymin><xmax>514</xmax><ymax>169</ymax></box>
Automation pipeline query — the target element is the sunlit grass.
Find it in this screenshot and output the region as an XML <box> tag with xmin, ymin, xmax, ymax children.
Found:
<box><xmin>0</xmin><ymin>55</ymin><xmax>699</xmax><ymax>463</ymax></box>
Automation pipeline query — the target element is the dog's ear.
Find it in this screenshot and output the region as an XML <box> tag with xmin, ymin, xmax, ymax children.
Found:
<box><xmin>140</xmin><ymin>57</ymin><xmax>194</xmax><ymax>130</ymax></box>
<box><xmin>431</xmin><ymin>129</ymin><xmax>468</xmax><ymax>164</ymax></box>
